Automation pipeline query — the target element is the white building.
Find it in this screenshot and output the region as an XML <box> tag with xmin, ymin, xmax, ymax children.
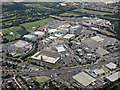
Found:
<box><xmin>106</xmin><ymin>72</ymin><xmax>120</xmax><ymax>82</ymax></box>
<box><xmin>92</xmin><ymin>69</ymin><xmax>105</xmax><ymax>76</ymax></box>
<box><xmin>56</xmin><ymin>46</ymin><xmax>66</xmax><ymax>54</ymax></box>
<box><xmin>33</xmin><ymin>31</ymin><xmax>45</xmax><ymax>38</ymax></box>
<box><xmin>69</xmin><ymin>25</ymin><xmax>82</xmax><ymax>35</ymax></box>
<box><xmin>105</xmin><ymin>62</ymin><xmax>117</xmax><ymax>70</ymax></box>
<box><xmin>23</xmin><ymin>34</ymin><xmax>37</xmax><ymax>40</ymax></box>
<box><xmin>13</xmin><ymin>40</ymin><xmax>32</xmax><ymax>49</ymax></box>
<box><xmin>63</xmin><ymin>34</ymin><xmax>74</xmax><ymax>39</ymax></box>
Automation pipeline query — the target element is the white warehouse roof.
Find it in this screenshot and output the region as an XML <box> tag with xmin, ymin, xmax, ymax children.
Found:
<box><xmin>105</xmin><ymin>62</ymin><xmax>117</xmax><ymax>70</ymax></box>
<box><xmin>91</xmin><ymin>36</ymin><xmax>104</xmax><ymax>42</ymax></box>
<box><xmin>73</xmin><ymin>72</ymin><xmax>96</xmax><ymax>87</ymax></box>
<box><xmin>33</xmin><ymin>31</ymin><xmax>45</xmax><ymax>36</ymax></box>
<box><xmin>48</xmin><ymin>29</ymin><xmax>58</xmax><ymax>33</ymax></box>
<box><xmin>92</xmin><ymin>69</ymin><xmax>105</xmax><ymax>75</ymax></box>
<box><xmin>106</xmin><ymin>72</ymin><xmax>120</xmax><ymax>82</ymax></box>
<box><xmin>56</xmin><ymin>46</ymin><xmax>66</xmax><ymax>53</ymax></box>
<box><xmin>63</xmin><ymin>34</ymin><xmax>74</xmax><ymax>39</ymax></box>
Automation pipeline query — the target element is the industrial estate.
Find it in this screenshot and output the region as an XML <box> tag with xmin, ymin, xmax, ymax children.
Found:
<box><xmin>0</xmin><ymin>1</ymin><xmax>120</xmax><ymax>90</ymax></box>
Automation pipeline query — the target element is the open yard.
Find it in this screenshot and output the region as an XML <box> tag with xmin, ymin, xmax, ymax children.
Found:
<box><xmin>60</xmin><ymin>13</ymin><xmax>80</xmax><ymax>17</ymax></box>
<box><xmin>73</xmin><ymin>9</ymin><xmax>113</xmax><ymax>15</ymax></box>
<box><xmin>20</xmin><ymin>18</ymin><xmax>55</xmax><ymax>30</ymax></box>
<box><xmin>35</xmin><ymin>76</ymin><xmax>51</xmax><ymax>83</ymax></box>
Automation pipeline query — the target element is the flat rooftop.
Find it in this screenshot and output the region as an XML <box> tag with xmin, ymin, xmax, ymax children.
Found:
<box><xmin>91</xmin><ymin>36</ymin><xmax>104</xmax><ymax>42</ymax></box>
<box><xmin>13</xmin><ymin>40</ymin><xmax>31</xmax><ymax>48</ymax></box>
<box><xmin>106</xmin><ymin>72</ymin><xmax>120</xmax><ymax>82</ymax></box>
<box><xmin>63</xmin><ymin>34</ymin><xmax>74</xmax><ymax>39</ymax></box>
<box><xmin>96</xmin><ymin>47</ymin><xmax>109</xmax><ymax>56</ymax></box>
<box><xmin>105</xmin><ymin>62</ymin><xmax>117</xmax><ymax>70</ymax></box>
<box><xmin>73</xmin><ymin>72</ymin><xmax>96</xmax><ymax>87</ymax></box>
<box><xmin>45</xmin><ymin>20</ymin><xmax>68</xmax><ymax>29</ymax></box>
<box><xmin>31</xmin><ymin>49</ymin><xmax>60</xmax><ymax>64</ymax></box>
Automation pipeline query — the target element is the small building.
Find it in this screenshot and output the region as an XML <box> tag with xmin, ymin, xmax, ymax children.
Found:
<box><xmin>82</xmin><ymin>22</ymin><xmax>92</xmax><ymax>27</ymax></box>
<box><xmin>106</xmin><ymin>72</ymin><xmax>120</xmax><ymax>82</ymax></box>
<box><xmin>57</xmin><ymin>28</ymin><xmax>69</xmax><ymax>35</ymax></box>
<box><xmin>48</xmin><ymin>36</ymin><xmax>57</xmax><ymax>41</ymax></box>
<box><xmin>56</xmin><ymin>46</ymin><xmax>66</xmax><ymax>54</ymax></box>
<box><xmin>48</xmin><ymin>29</ymin><xmax>58</xmax><ymax>34</ymax></box>
<box><xmin>9</xmin><ymin>32</ymin><xmax>15</xmax><ymax>36</ymax></box>
<box><xmin>92</xmin><ymin>69</ymin><xmax>105</xmax><ymax>76</ymax></box>
<box><xmin>63</xmin><ymin>34</ymin><xmax>74</xmax><ymax>39</ymax></box>
<box><xmin>54</xmin><ymin>34</ymin><xmax>63</xmax><ymax>38</ymax></box>
<box><xmin>63</xmin><ymin>56</ymin><xmax>74</xmax><ymax>66</ymax></box>
<box><xmin>105</xmin><ymin>62</ymin><xmax>117</xmax><ymax>70</ymax></box>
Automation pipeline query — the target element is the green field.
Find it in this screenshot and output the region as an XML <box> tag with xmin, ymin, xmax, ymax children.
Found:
<box><xmin>60</xmin><ymin>13</ymin><xmax>80</xmax><ymax>17</ymax></box>
<box><xmin>73</xmin><ymin>9</ymin><xmax>113</xmax><ymax>15</ymax></box>
<box><xmin>4</xmin><ymin>35</ymin><xmax>18</xmax><ymax>41</ymax></box>
<box><xmin>20</xmin><ymin>18</ymin><xmax>55</xmax><ymax>30</ymax></box>
<box><xmin>2</xmin><ymin>27</ymin><xmax>23</xmax><ymax>35</ymax></box>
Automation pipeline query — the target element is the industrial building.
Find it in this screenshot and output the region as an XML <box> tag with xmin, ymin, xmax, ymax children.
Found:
<box><xmin>45</xmin><ymin>20</ymin><xmax>68</xmax><ymax>29</ymax></box>
<box><xmin>48</xmin><ymin>29</ymin><xmax>58</xmax><ymax>34</ymax></box>
<box><xmin>81</xmin><ymin>34</ymin><xmax>118</xmax><ymax>50</ymax></box>
<box><xmin>105</xmin><ymin>62</ymin><xmax>117</xmax><ymax>70</ymax></box>
<box><xmin>33</xmin><ymin>31</ymin><xmax>45</xmax><ymax>38</ymax></box>
<box><xmin>57</xmin><ymin>28</ymin><xmax>69</xmax><ymax>35</ymax></box>
<box><xmin>69</xmin><ymin>25</ymin><xmax>82</xmax><ymax>35</ymax></box>
<box><xmin>23</xmin><ymin>34</ymin><xmax>37</xmax><ymax>41</ymax></box>
<box><xmin>106</xmin><ymin>72</ymin><xmax>120</xmax><ymax>82</ymax></box>
<box><xmin>13</xmin><ymin>40</ymin><xmax>32</xmax><ymax>49</ymax></box>
<box><xmin>82</xmin><ymin>22</ymin><xmax>92</xmax><ymax>27</ymax></box>
<box><xmin>92</xmin><ymin>69</ymin><xmax>105</xmax><ymax>76</ymax></box>
<box><xmin>96</xmin><ymin>47</ymin><xmax>109</xmax><ymax>56</ymax></box>
<box><xmin>91</xmin><ymin>36</ymin><xmax>104</xmax><ymax>42</ymax></box>
<box><xmin>31</xmin><ymin>48</ymin><xmax>60</xmax><ymax>64</ymax></box>
<box><xmin>56</xmin><ymin>46</ymin><xmax>66</xmax><ymax>54</ymax></box>
<box><xmin>63</xmin><ymin>34</ymin><xmax>74</xmax><ymax>39</ymax></box>
<box><xmin>73</xmin><ymin>72</ymin><xmax>96</xmax><ymax>87</ymax></box>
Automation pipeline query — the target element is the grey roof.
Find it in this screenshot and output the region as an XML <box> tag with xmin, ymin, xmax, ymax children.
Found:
<box><xmin>96</xmin><ymin>47</ymin><xmax>109</xmax><ymax>56</ymax></box>
<box><xmin>63</xmin><ymin>56</ymin><xmax>73</xmax><ymax>64</ymax></box>
<box><xmin>44</xmin><ymin>20</ymin><xmax>68</xmax><ymax>29</ymax></box>
<box><xmin>81</xmin><ymin>34</ymin><xmax>118</xmax><ymax>49</ymax></box>
<box><xmin>40</xmin><ymin>49</ymin><xmax>60</xmax><ymax>58</ymax></box>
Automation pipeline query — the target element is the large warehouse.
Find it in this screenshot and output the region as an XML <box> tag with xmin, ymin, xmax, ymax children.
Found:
<box><xmin>73</xmin><ymin>72</ymin><xmax>96</xmax><ymax>87</ymax></box>
<box><xmin>13</xmin><ymin>40</ymin><xmax>32</xmax><ymax>49</ymax></box>
<box><xmin>81</xmin><ymin>34</ymin><xmax>118</xmax><ymax>50</ymax></box>
<box><xmin>31</xmin><ymin>49</ymin><xmax>60</xmax><ymax>64</ymax></box>
<box><xmin>106</xmin><ymin>72</ymin><xmax>120</xmax><ymax>82</ymax></box>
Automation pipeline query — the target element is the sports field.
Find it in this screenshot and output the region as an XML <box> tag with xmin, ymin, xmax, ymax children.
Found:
<box><xmin>20</xmin><ymin>18</ymin><xmax>55</xmax><ymax>30</ymax></box>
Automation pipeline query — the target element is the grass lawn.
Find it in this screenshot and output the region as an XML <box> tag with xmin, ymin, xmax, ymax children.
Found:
<box><xmin>4</xmin><ymin>35</ymin><xmax>18</xmax><ymax>41</ymax></box>
<box><xmin>20</xmin><ymin>18</ymin><xmax>55</xmax><ymax>30</ymax></box>
<box><xmin>73</xmin><ymin>9</ymin><xmax>113</xmax><ymax>15</ymax></box>
<box><xmin>60</xmin><ymin>13</ymin><xmax>80</xmax><ymax>17</ymax></box>
<box><xmin>1</xmin><ymin>27</ymin><xmax>23</xmax><ymax>35</ymax></box>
